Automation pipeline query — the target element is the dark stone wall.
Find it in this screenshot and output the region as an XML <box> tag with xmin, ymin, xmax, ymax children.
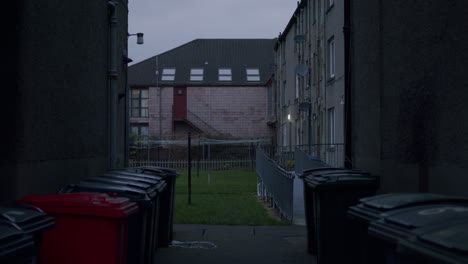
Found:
<box><xmin>1</xmin><ymin>1</ymin><xmax>128</xmax><ymax>203</ymax></box>
<box><xmin>351</xmin><ymin>0</ymin><xmax>468</xmax><ymax>195</ymax></box>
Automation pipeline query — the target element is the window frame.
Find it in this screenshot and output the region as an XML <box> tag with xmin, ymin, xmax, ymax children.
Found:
<box><xmin>161</xmin><ymin>68</ymin><xmax>176</xmax><ymax>81</ymax></box>
<box><xmin>130</xmin><ymin>88</ymin><xmax>149</xmax><ymax>118</ymax></box>
<box><xmin>130</xmin><ymin>124</ymin><xmax>149</xmax><ymax>140</ymax></box>
<box><xmin>246</xmin><ymin>68</ymin><xmax>260</xmax><ymax>82</ymax></box>
<box><xmin>218</xmin><ymin>68</ymin><xmax>232</xmax><ymax>81</ymax></box>
<box><xmin>328</xmin><ymin>37</ymin><xmax>336</xmax><ymax>79</ymax></box>
<box><xmin>190</xmin><ymin>68</ymin><xmax>204</xmax><ymax>81</ymax></box>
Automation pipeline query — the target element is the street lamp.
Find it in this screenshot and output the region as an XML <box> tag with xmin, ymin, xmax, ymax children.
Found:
<box><xmin>128</xmin><ymin>32</ymin><xmax>144</xmax><ymax>45</ymax></box>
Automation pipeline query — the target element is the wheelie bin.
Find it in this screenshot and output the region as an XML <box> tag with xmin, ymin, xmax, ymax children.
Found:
<box><xmin>347</xmin><ymin>193</ymin><xmax>468</xmax><ymax>264</ymax></box>
<box><xmin>300</xmin><ymin>167</ymin><xmax>369</xmax><ymax>255</ymax></box>
<box><xmin>98</xmin><ymin>172</ymin><xmax>166</xmax><ymax>252</ymax></box>
<box><xmin>17</xmin><ymin>192</ymin><xmax>138</xmax><ymax>264</ymax></box>
<box><xmin>0</xmin><ymin>222</ymin><xmax>34</xmax><ymax>264</ymax></box>
<box><xmin>0</xmin><ymin>204</ymin><xmax>55</xmax><ymax>263</ymax></box>
<box><xmin>303</xmin><ymin>171</ymin><xmax>379</xmax><ymax>264</ymax></box>
<box><xmin>368</xmin><ymin>200</ymin><xmax>468</xmax><ymax>264</ymax></box>
<box><xmin>398</xmin><ymin>219</ymin><xmax>468</xmax><ymax>264</ymax></box>
<box><xmin>60</xmin><ymin>181</ymin><xmax>154</xmax><ymax>264</ymax></box>
<box><xmin>108</xmin><ymin>166</ymin><xmax>178</xmax><ymax>247</ymax></box>
<box><xmin>84</xmin><ymin>173</ymin><xmax>166</xmax><ymax>260</ymax></box>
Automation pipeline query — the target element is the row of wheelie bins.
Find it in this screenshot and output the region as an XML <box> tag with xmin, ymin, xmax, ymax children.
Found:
<box><xmin>301</xmin><ymin>166</ymin><xmax>468</xmax><ymax>264</ymax></box>
<box><xmin>0</xmin><ymin>204</ymin><xmax>55</xmax><ymax>263</ymax></box>
<box><xmin>1</xmin><ymin>166</ymin><xmax>178</xmax><ymax>264</ymax></box>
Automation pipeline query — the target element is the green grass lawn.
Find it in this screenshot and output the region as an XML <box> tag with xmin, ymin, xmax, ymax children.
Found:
<box><xmin>173</xmin><ymin>170</ymin><xmax>290</xmax><ymax>226</ymax></box>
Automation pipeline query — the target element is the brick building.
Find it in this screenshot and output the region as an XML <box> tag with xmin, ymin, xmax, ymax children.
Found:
<box><xmin>128</xmin><ymin>39</ymin><xmax>276</xmax><ymax>141</ymax></box>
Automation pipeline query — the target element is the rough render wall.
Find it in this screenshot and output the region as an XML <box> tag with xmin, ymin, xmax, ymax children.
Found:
<box><xmin>351</xmin><ymin>0</ymin><xmax>468</xmax><ymax>196</ymax></box>
<box><xmin>1</xmin><ymin>1</ymin><xmax>129</xmax><ymax>203</ymax></box>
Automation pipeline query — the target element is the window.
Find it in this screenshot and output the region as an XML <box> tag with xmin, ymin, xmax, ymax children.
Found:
<box><xmin>295</xmin><ymin>75</ymin><xmax>300</xmax><ymax>99</ymax></box>
<box><xmin>161</xmin><ymin>68</ymin><xmax>176</xmax><ymax>81</ymax></box>
<box><xmin>130</xmin><ymin>89</ymin><xmax>149</xmax><ymax>117</ymax></box>
<box><xmin>218</xmin><ymin>68</ymin><xmax>232</xmax><ymax>81</ymax></box>
<box><xmin>328</xmin><ymin>37</ymin><xmax>335</xmax><ymax>78</ymax></box>
<box><xmin>130</xmin><ymin>124</ymin><xmax>149</xmax><ymax>140</ymax></box>
<box><xmin>246</xmin><ymin>68</ymin><xmax>260</xmax><ymax>81</ymax></box>
<box><xmin>190</xmin><ymin>68</ymin><xmax>204</xmax><ymax>81</ymax></box>
<box><xmin>283</xmin><ymin>123</ymin><xmax>288</xmax><ymax>147</ymax></box>
<box><xmin>328</xmin><ymin>108</ymin><xmax>335</xmax><ymax>144</ymax></box>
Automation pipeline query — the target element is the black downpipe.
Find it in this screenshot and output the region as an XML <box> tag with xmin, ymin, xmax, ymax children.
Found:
<box><xmin>343</xmin><ymin>0</ymin><xmax>352</xmax><ymax>169</ymax></box>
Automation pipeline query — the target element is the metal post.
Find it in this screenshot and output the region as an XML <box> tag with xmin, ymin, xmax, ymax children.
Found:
<box><xmin>308</xmin><ymin>107</ymin><xmax>312</xmax><ymax>155</ymax></box>
<box><xmin>188</xmin><ymin>131</ymin><xmax>192</xmax><ymax>204</ymax></box>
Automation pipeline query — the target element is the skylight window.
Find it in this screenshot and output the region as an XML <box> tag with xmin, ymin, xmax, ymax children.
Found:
<box><xmin>218</xmin><ymin>68</ymin><xmax>232</xmax><ymax>81</ymax></box>
<box><xmin>246</xmin><ymin>68</ymin><xmax>260</xmax><ymax>81</ymax></box>
<box><xmin>161</xmin><ymin>68</ymin><xmax>176</xmax><ymax>81</ymax></box>
<box><xmin>190</xmin><ymin>68</ymin><xmax>204</xmax><ymax>81</ymax></box>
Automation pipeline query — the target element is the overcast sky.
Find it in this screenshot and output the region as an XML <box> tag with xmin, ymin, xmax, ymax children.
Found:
<box><xmin>127</xmin><ymin>0</ymin><xmax>298</xmax><ymax>65</ymax></box>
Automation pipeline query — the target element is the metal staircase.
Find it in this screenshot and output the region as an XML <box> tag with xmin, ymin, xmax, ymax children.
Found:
<box><xmin>184</xmin><ymin>110</ymin><xmax>223</xmax><ymax>137</ymax></box>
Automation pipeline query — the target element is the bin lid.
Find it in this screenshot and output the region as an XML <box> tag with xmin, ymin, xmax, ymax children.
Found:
<box><xmin>369</xmin><ymin>202</ymin><xmax>468</xmax><ymax>242</ymax></box>
<box><xmin>126</xmin><ymin>166</ymin><xmax>180</xmax><ymax>178</ymax></box>
<box><xmin>302</xmin><ymin>167</ymin><xmax>367</xmax><ymax>179</ymax></box>
<box><xmin>304</xmin><ymin>173</ymin><xmax>379</xmax><ymax>190</ymax></box>
<box><xmin>136</xmin><ymin>166</ymin><xmax>179</xmax><ymax>176</ymax></box>
<box><xmin>0</xmin><ymin>223</ymin><xmax>34</xmax><ymax>257</ymax></box>
<box><xmin>106</xmin><ymin>170</ymin><xmax>164</xmax><ymax>181</ymax></box>
<box><xmin>100</xmin><ymin>173</ymin><xmax>167</xmax><ymax>193</ymax></box>
<box><xmin>359</xmin><ymin>193</ymin><xmax>467</xmax><ymax>210</ymax></box>
<box><xmin>348</xmin><ymin>193</ymin><xmax>468</xmax><ymax>222</ymax></box>
<box><xmin>420</xmin><ymin>221</ymin><xmax>468</xmax><ymax>252</ymax></box>
<box><xmin>17</xmin><ymin>193</ymin><xmax>138</xmax><ymax>218</ymax></box>
<box><xmin>62</xmin><ymin>182</ymin><xmax>153</xmax><ymax>207</ymax></box>
<box><xmin>0</xmin><ymin>205</ymin><xmax>55</xmax><ymax>235</ymax></box>
<box><xmin>102</xmin><ymin>172</ymin><xmax>160</xmax><ymax>185</ymax></box>
<box><xmin>398</xmin><ymin>220</ymin><xmax>468</xmax><ymax>264</ymax></box>
<box><xmin>383</xmin><ymin>203</ymin><xmax>468</xmax><ymax>229</ymax></box>
<box><xmin>82</xmin><ymin>176</ymin><xmax>152</xmax><ymax>191</ymax></box>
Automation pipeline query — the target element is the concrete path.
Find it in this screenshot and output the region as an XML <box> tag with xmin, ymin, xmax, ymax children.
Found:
<box><xmin>154</xmin><ymin>224</ymin><xmax>316</xmax><ymax>264</ymax></box>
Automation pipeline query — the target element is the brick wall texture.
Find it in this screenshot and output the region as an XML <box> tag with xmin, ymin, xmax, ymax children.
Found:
<box><xmin>131</xmin><ymin>86</ymin><xmax>273</xmax><ymax>140</ymax></box>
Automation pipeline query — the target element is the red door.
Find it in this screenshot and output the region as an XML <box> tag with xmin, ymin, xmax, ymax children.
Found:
<box><xmin>173</xmin><ymin>87</ymin><xmax>187</xmax><ymax>120</ymax></box>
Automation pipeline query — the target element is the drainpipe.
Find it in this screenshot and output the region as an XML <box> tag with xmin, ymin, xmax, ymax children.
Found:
<box><xmin>108</xmin><ymin>0</ymin><xmax>118</xmax><ymax>168</ymax></box>
<box><xmin>343</xmin><ymin>0</ymin><xmax>352</xmax><ymax>169</ymax></box>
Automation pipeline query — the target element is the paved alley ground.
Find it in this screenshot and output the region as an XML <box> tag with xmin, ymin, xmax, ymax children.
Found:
<box><xmin>155</xmin><ymin>224</ymin><xmax>316</xmax><ymax>264</ymax></box>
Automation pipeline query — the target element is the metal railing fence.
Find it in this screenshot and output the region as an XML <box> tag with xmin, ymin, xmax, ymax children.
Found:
<box><xmin>129</xmin><ymin>159</ymin><xmax>254</xmax><ymax>172</ymax></box>
<box><xmin>275</xmin><ymin>144</ymin><xmax>346</xmax><ymax>169</ymax></box>
<box><xmin>256</xmin><ymin>147</ymin><xmax>294</xmax><ymax>221</ymax></box>
<box><xmin>294</xmin><ymin>147</ymin><xmax>330</xmax><ymax>176</ymax></box>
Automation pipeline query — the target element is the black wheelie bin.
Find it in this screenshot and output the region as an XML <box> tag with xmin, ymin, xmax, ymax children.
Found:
<box><xmin>368</xmin><ymin>199</ymin><xmax>468</xmax><ymax>264</ymax></box>
<box><xmin>347</xmin><ymin>193</ymin><xmax>468</xmax><ymax>264</ymax></box>
<box><xmin>60</xmin><ymin>181</ymin><xmax>155</xmax><ymax>264</ymax></box>
<box><xmin>88</xmin><ymin>172</ymin><xmax>166</xmax><ymax>256</ymax></box>
<box><xmin>300</xmin><ymin>167</ymin><xmax>370</xmax><ymax>255</ymax></box>
<box><xmin>398</xmin><ymin>219</ymin><xmax>468</xmax><ymax>264</ymax></box>
<box><xmin>0</xmin><ymin>204</ymin><xmax>55</xmax><ymax>263</ymax></box>
<box><xmin>0</xmin><ymin>222</ymin><xmax>34</xmax><ymax>264</ymax></box>
<box><xmin>108</xmin><ymin>166</ymin><xmax>178</xmax><ymax>247</ymax></box>
<box><xmin>303</xmin><ymin>170</ymin><xmax>379</xmax><ymax>264</ymax></box>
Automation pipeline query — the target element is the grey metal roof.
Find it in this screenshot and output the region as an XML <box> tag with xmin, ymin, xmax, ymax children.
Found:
<box><xmin>128</xmin><ymin>39</ymin><xmax>275</xmax><ymax>87</ymax></box>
